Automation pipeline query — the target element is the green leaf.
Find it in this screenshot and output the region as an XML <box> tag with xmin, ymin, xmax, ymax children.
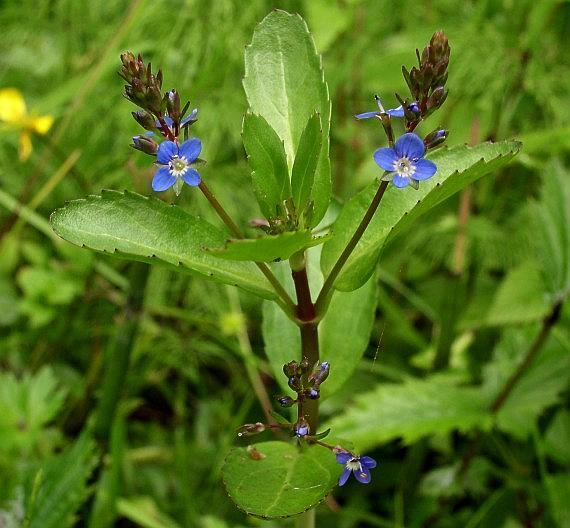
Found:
<box><xmin>544</xmin><ymin>473</ymin><xmax>570</xmax><ymax>528</ymax></box>
<box><xmin>291</xmin><ymin>113</ymin><xmax>322</xmax><ymax>214</ymax></box>
<box><xmin>484</xmin><ymin>261</ymin><xmax>550</xmax><ymax>326</ymax></box>
<box><xmin>27</xmin><ymin>433</ymin><xmax>98</xmax><ymax>528</ymax></box>
<box><xmin>50</xmin><ymin>191</ymin><xmax>276</xmax><ymax>300</ymax></box>
<box><xmin>321</xmin><ymin>141</ymin><xmax>521</xmax><ymax>292</ymax></box>
<box><xmin>244</xmin><ymin>10</ymin><xmax>331</xmax><ymax>227</ymax></box>
<box><xmin>530</xmin><ymin>160</ymin><xmax>570</xmax><ymax>299</ymax></box>
<box><xmin>115</xmin><ymin>497</ymin><xmax>182</xmax><ymax>528</ymax></box>
<box><xmin>242</xmin><ymin>113</ymin><xmax>290</xmax><ymax>219</ymax></box>
<box><xmin>207</xmin><ymin>231</ymin><xmax>327</xmax><ymax>262</ymax></box>
<box><xmin>262</xmin><ymin>248</ymin><xmax>377</xmax><ymax>398</ymax></box>
<box><xmin>0</xmin><ymin>367</ymin><xmax>67</xmax><ymax>452</ymax></box>
<box><xmin>327</xmin><ymin>374</ymin><xmax>492</xmax><ymax>451</ymax></box>
<box><xmin>543</xmin><ymin>410</ymin><xmax>570</xmax><ymax>465</ymax></box>
<box><xmin>482</xmin><ymin>327</ymin><xmax>570</xmax><ymax>439</ymax></box>
<box><xmin>222</xmin><ymin>441</ymin><xmax>341</xmax><ymax>519</ymax></box>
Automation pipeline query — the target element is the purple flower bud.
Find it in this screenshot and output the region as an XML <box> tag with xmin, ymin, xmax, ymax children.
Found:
<box><xmin>132</xmin><ymin>135</ymin><xmax>158</xmax><ymax>156</ymax></box>
<box><xmin>295</xmin><ymin>419</ymin><xmax>310</xmax><ymax>438</ymax></box>
<box><xmin>288</xmin><ymin>376</ymin><xmax>301</xmax><ymax>392</ymax></box>
<box><xmin>132</xmin><ymin>110</ymin><xmax>157</xmax><ymax>131</ymax></box>
<box><xmin>309</xmin><ymin>361</ymin><xmax>330</xmax><ymax>387</ymax></box>
<box><xmin>424</xmin><ymin>129</ymin><xmax>448</xmax><ymax>150</ymax></box>
<box><xmin>277</xmin><ymin>395</ymin><xmax>296</xmax><ymax>407</ymax></box>
<box><xmin>307</xmin><ymin>388</ymin><xmax>320</xmax><ymax>400</ymax></box>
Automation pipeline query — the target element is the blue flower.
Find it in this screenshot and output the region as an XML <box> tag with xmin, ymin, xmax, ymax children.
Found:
<box><xmin>336</xmin><ymin>452</ymin><xmax>377</xmax><ymax>486</ymax></box>
<box><xmin>374</xmin><ymin>132</ymin><xmax>437</xmax><ymax>189</ymax></box>
<box><xmin>156</xmin><ymin>108</ymin><xmax>198</xmax><ymax>129</ymax></box>
<box><xmin>152</xmin><ymin>138</ymin><xmax>202</xmax><ymax>194</ymax></box>
<box><xmin>295</xmin><ymin>420</ymin><xmax>310</xmax><ymax>438</ymax></box>
<box><xmin>355</xmin><ymin>95</ymin><xmax>404</xmax><ymax>120</ymax></box>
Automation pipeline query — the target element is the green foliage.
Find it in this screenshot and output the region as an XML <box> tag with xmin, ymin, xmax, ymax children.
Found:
<box><xmin>482</xmin><ymin>327</ymin><xmax>570</xmax><ymax>439</ymax></box>
<box><xmin>222</xmin><ymin>441</ymin><xmax>341</xmax><ymax>518</ymax></box>
<box><xmin>328</xmin><ymin>374</ymin><xmax>493</xmax><ymax>451</ymax></box>
<box><xmin>0</xmin><ymin>367</ymin><xmax>66</xmax><ymax>453</ymax></box>
<box><xmin>208</xmin><ymin>231</ymin><xmax>327</xmax><ymax>262</ymax></box>
<box><xmin>263</xmin><ymin>249</ymin><xmax>377</xmax><ymax>398</ymax></box>
<box><xmin>50</xmin><ymin>190</ymin><xmax>276</xmax><ymax>300</ymax></box>
<box><xmin>291</xmin><ymin>113</ymin><xmax>322</xmax><ymax>216</ymax></box>
<box><xmin>25</xmin><ymin>433</ymin><xmax>98</xmax><ymax>528</ymax></box>
<box><xmin>484</xmin><ymin>261</ymin><xmax>550</xmax><ymax>326</ymax></box>
<box><xmin>242</xmin><ymin>113</ymin><xmax>290</xmax><ymax>220</ymax></box>
<box><xmin>530</xmin><ymin>160</ymin><xmax>570</xmax><ymax>300</ymax></box>
<box><xmin>321</xmin><ymin>141</ymin><xmax>522</xmax><ymax>291</ymax></box>
<box><xmin>243</xmin><ymin>10</ymin><xmax>331</xmax><ymax>227</ymax></box>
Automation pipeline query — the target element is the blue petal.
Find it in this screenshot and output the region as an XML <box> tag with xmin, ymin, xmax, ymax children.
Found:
<box><xmin>157</xmin><ymin>141</ymin><xmax>178</xmax><ymax>164</ymax></box>
<box><xmin>374</xmin><ymin>147</ymin><xmax>398</xmax><ymax>172</ymax></box>
<box><xmin>182</xmin><ymin>168</ymin><xmax>201</xmax><ymax>187</ymax></box>
<box><xmin>395</xmin><ymin>133</ymin><xmax>425</xmax><ymax>160</ymax></box>
<box><xmin>354</xmin><ymin>466</ymin><xmax>372</xmax><ymax>484</ymax></box>
<box><xmin>179</xmin><ymin>138</ymin><xmax>202</xmax><ymax>162</ymax></box>
<box><xmin>156</xmin><ymin>115</ymin><xmax>174</xmax><ymax>128</ymax></box>
<box><xmin>392</xmin><ymin>175</ymin><xmax>410</xmax><ymax>188</ymax></box>
<box><xmin>413</xmin><ymin>158</ymin><xmax>437</xmax><ymax>180</ymax></box>
<box><xmin>181</xmin><ymin>108</ymin><xmax>198</xmax><ymax>126</ymax></box>
<box><xmin>355</xmin><ymin>111</ymin><xmax>380</xmax><ymax>120</ymax></box>
<box><xmin>152</xmin><ymin>167</ymin><xmax>176</xmax><ymax>192</ymax></box>
<box><xmin>336</xmin><ymin>452</ymin><xmax>351</xmax><ymax>465</ymax></box>
<box><xmin>361</xmin><ymin>456</ymin><xmax>377</xmax><ymax>469</ymax></box>
<box><xmin>386</xmin><ymin>105</ymin><xmax>404</xmax><ymax>118</ymax></box>
<box><xmin>338</xmin><ymin>467</ymin><xmax>351</xmax><ymax>486</ymax></box>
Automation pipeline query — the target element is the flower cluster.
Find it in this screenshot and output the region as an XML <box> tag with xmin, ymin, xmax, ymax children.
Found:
<box><xmin>120</xmin><ymin>52</ymin><xmax>202</xmax><ymax>196</ymax></box>
<box><xmin>356</xmin><ymin>31</ymin><xmax>451</xmax><ymax>190</ymax></box>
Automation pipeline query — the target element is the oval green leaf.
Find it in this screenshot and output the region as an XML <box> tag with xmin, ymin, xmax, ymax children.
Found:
<box><xmin>50</xmin><ymin>190</ymin><xmax>276</xmax><ymax>300</ymax></box>
<box><xmin>222</xmin><ymin>441</ymin><xmax>341</xmax><ymax>519</ymax></box>
<box><xmin>321</xmin><ymin>141</ymin><xmax>521</xmax><ymax>292</ymax></box>
<box><xmin>243</xmin><ymin>10</ymin><xmax>331</xmax><ymax>227</ymax></box>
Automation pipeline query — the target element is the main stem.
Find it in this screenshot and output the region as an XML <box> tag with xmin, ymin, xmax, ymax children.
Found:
<box><xmin>198</xmin><ymin>181</ymin><xmax>296</xmax><ymax>318</ymax></box>
<box><xmin>292</xmin><ymin>261</ymin><xmax>319</xmax><ymax>528</ymax></box>
<box><xmin>315</xmin><ymin>180</ymin><xmax>389</xmax><ymax>316</ymax></box>
<box><xmin>292</xmin><ymin>265</ymin><xmax>320</xmax><ymax>432</ymax></box>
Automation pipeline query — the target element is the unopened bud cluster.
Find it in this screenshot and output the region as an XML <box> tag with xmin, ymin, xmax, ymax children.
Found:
<box><xmin>277</xmin><ymin>359</ymin><xmax>330</xmax><ymax>408</ymax></box>
<box><xmin>119</xmin><ymin>52</ymin><xmax>198</xmax><ymax>156</ymax></box>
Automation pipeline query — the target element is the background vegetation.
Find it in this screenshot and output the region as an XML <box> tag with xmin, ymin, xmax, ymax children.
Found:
<box><xmin>1</xmin><ymin>0</ymin><xmax>569</xmax><ymax>527</ymax></box>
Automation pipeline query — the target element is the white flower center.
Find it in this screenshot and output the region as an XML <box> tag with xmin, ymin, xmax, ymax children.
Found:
<box><xmin>169</xmin><ymin>155</ymin><xmax>189</xmax><ymax>177</ymax></box>
<box><xmin>393</xmin><ymin>157</ymin><xmax>416</xmax><ymax>178</ymax></box>
<box><xmin>346</xmin><ymin>458</ymin><xmax>362</xmax><ymax>471</ymax></box>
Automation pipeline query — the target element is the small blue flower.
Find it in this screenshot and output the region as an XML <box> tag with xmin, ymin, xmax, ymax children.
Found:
<box><xmin>295</xmin><ymin>420</ymin><xmax>310</xmax><ymax>438</ymax></box>
<box><xmin>374</xmin><ymin>132</ymin><xmax>437</xmax><ymax>189</ymax></box>
<box><xmin>336</xmin><ymin>452</ymin><xmax>377</xmax><ymax>486</ymax></box>
<box><xmin>156</xmin><ymin>108</ymin><xmax>198</xmax><ymax>129</ymax></box>
<box><xmin>152</xmin><ymin>138</ymin><xmax>202</xmax><ymax>194</ymax></box>
<box><xmin>355</xmin><ymin>95</ymin><xmax>404</xmax><ymax>120</ymax></box>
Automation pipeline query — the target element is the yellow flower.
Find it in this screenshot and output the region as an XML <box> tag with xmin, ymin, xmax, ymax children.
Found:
<box><xmin>0</xmin><ymin>88</ymin><xmax>54</xmax><ymax>161</ymax></box>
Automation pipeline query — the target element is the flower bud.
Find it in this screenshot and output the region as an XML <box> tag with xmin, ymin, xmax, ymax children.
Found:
<box><xmin>237</xmin><ymin>422</ymin><xmax>266</xmax><ymax>437</ymax></box>
<box><xmin>427</xmin><ymin>86</ymin><xmax>447</xmax><ymax>110</ymax></box>
<box><xmin>131</xmin><ymin>135</ymin><xmax>158</xmax><ymax>156</ymax></box>
<box><xmin>283</xmin><ymin>361</ymin><xmax>298</xmax><ymax>378</ymax></box>
<box><xmin>307</xmin><ymin>388</ymin><xmax>320</xmax><ymax>400</ymax></box>
<box><xmin>277</xmin><ymin>395</ymin><xmax>296</xmax><ymax>407</ymax></box>
<box><xmin>295</xmin><ymin>419</ymin><xmax>310</xmax><ymax>438</ymax></box>
<box><xmin>424</xmin><ymin>129</ymin><xmax>448</xmax><ymax>150</ymax></box>
<box><xmin>288</xmin><ymin>376</ymin><xmax>301</xmax><ymax>392</ymax></box>
<box><xmin>132</xmin><ymin>110</ymin><xmax>156</xmax><ymax>131</ymax></box>
<box><xmin>166</xmin><ymin>89</ymin><xmax>181</xmax><ymax>122</ymax></box>
<box><xmin>308</xmin><ymin>361</ymin><xmax>330</xmax><ymax>387</ymax></box>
